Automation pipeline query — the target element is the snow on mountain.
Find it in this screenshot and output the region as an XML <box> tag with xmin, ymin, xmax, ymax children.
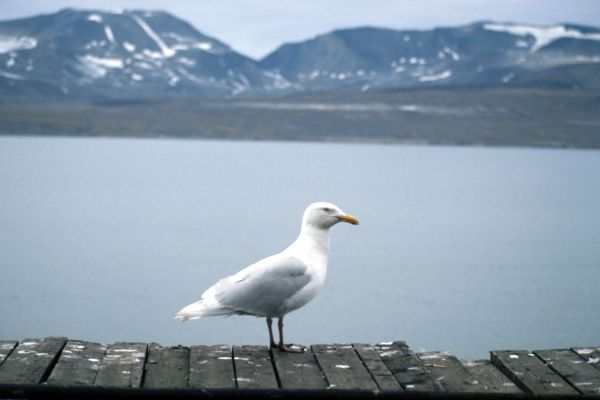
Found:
<box><xmin>0</xmin><ymin>8</ymin><xmax>291</xmax><ymax>98</ymax></box>
<box><xmin>483</xmin><ymin>23</ymin><xmax>600</xmax><ymax>52</ymax></box>
<box><xmin>260</xmin><ymin>22</ymin><xmax>600</xmax><ymax>92</ymax></box>
<box><xmin>0</xmin><ymin>10</ymin><xmax>598</xmax><ymax>100</ymax></box>
<box><xmin>0</xmin><ymin>35</ymin><xmax>37</xmax><ymax>53</ymax></box>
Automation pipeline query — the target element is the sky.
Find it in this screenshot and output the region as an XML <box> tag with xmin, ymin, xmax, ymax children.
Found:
<box><xmin>1</xmin><ymin>0</ymin><xmax>599</xmax><ymax>59</ymax></box>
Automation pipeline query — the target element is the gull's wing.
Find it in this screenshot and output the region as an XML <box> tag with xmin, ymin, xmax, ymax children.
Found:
<box><xmin>204</xmin><ymin>254</ymin><xmax>311</xmax><ymax>317</ymax></box>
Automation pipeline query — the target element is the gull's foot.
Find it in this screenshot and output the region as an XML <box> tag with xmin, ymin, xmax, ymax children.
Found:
<box><xmin>278</xmin><ymin>343</ymin><xmax>305</xmax><ymax>353</ymax></box>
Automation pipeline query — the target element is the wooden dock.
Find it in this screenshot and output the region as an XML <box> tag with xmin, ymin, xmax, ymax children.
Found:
<box><xmin>0</xmin><ymin>337</ymin><xmax>599</xmax><ymax>398</ymax></box>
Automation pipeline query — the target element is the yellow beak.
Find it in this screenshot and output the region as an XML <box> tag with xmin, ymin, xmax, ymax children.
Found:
<box><xmin>338</xmin><ymin>213</ymin><xmax>360</xmax><ymax>225</ymax></box>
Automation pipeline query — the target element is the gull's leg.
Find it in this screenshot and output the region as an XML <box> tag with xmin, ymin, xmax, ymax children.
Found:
<box><xmin>266</xmin><ymin>317</ymin><xmax>278</xmax><ymax>347</ymax></box>
<box><xmin>277</xmin><ymin>316</ymin><xmax>303</xmax><ymax>353</ymax></box>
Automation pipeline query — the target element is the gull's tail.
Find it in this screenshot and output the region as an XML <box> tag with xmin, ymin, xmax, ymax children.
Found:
<box><xmin>174</xmin><ymin>297</ymin><xmax>231</xmax><ymax>321</ymax></box>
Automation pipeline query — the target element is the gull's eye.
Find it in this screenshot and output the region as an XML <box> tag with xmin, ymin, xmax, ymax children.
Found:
<box><xmin>322</xmin><ymin>207</ymin><xmax>331</xmax><ymax>212</ymax></box>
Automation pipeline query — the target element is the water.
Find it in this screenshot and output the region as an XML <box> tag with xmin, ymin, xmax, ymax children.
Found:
<box><xmin>1</xmin><ymin>136</ymin><xmax>599</xmax><ymax>359</ymax></box>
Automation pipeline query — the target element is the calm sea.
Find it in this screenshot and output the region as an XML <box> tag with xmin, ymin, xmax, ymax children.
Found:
<box><xmin>1</xmin><ymin>136</ymin><xmax>599</xmax><ymax>359</ymax></box>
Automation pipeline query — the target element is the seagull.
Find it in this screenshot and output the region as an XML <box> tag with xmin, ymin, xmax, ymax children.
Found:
<box><xmin>174</xmin><ymin>202</ymin><xmax>359</xmax><ymax>352</ymax></box>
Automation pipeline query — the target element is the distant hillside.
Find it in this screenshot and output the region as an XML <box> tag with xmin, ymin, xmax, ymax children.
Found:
<box><xmin>0</xmin><ymin>9</ymin><xmax>599</xmax><ymax>100</ymax></box>
<box><xmin>260</xmin><ymin>22</ymin><xmax>600</xmax><ymax>92</ymax></box>
<box><xmin>1</xmin><ymin>88</ymin><xmax>599</xmax><ymax>149</ymax></box>
<box><xmin>0</xmin><ymin>8</ymin><xmax>291</xmax><ymax>99</ymax></box>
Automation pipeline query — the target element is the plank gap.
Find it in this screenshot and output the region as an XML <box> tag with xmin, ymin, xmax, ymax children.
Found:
<box><xmin>0</xmin><ymin>341</ymin><xmax>19</xmax><ymax>368</ymax></box>
<box><xmin>139</xmin><ymin>342</ymin><xmax>150</xmax><ymax>387</ymax></box>
<box><xmin>267</xmin><ymin>347</ymin><xmax>282</xmax><ymax>389</ymax></box>
<box><xmin>39</xmin><ymin>339</ymin><xmax>67</xmax><ymax>384</ymax></box>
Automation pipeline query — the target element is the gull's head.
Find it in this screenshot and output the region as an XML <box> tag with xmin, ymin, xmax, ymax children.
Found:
<box><xmin>302</xmin><ymin>202</ymin><xmax>359</xmax><ymax>230</ymax></box>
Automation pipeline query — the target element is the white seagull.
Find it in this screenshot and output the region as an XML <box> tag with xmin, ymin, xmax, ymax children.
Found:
<box><xmin>174</xmin><ymin>202</ymin><xmax>359</xmax><ymax>352</ymax></box>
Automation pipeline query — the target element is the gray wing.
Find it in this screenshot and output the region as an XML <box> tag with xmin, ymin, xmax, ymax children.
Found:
<box><xmin>209</xmin><ymin>254</ymin><xmax>311</xmax><ymax>317</ymax></box>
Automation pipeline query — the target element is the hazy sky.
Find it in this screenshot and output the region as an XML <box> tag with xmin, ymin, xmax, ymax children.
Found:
<box><xmin>1</xmin><ymin>0</ymin><xmax>599</xmax><ymax>59</ymax></box>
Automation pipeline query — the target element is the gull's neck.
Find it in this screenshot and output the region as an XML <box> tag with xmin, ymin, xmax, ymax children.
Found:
<box><xmin>287</xmin><ymin>224</ymin><xmax>331</xmax><ymax>262</ymax></box>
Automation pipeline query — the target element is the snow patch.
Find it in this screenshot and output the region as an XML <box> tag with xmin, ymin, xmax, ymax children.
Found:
<box><xmin>135</xmin><ymin>60</ymin><xmax>154</xmax><ymax>69</ymax></box>
<box><xmin>195</xmin><ymin>42</ymin><xmax>213</xmax><ymax>51</ymax></box>
<box><xmin>575</xmin><ymin>55</ymin><xmax>600</xmax><ymax>63</ymax></box>
<box><xmin>516</xmin><ymin>39</ymin><xmax>529</xmax><ymax>48</ymax></box>
<box><xmin>399</xmin><ymin>105</ymin><xmax>419</xmax><ymax>112</ymax></box>
<box><xmin>484</xmin><ymin>23</ymin><xmax>600</xmax><ymax>52</ymax></box>
<box><xmin>443</xmin><ymin>46</ymin><xmax>460</xmax><ymax>61</ymax></box>
<box><xmin>166</xmin><ymin>69</ymin><xmax>180</xmax><ymax>86</ymax></box>
<box><xmin>236</xmin><ymin>102</ymin><xmax>395</xmax><ymax>112</ymax></box>
<box><xmin>177</xmin><ymin>57</ymin><xmax>196</xmax><ymax>66</ymax></box>
<box><xmin>142</xmin><ymin>49</ymin><xmax>165</xmax><ymax>59</ymax></box>
<box><xmin>162</xmin><ymin>32</ymin><xmax>217</xmax><ymax>53</ymax></box>
<box><xmin>132</xmin><ymin>15</ymin><xmax>175</xmax><ymax>57</ymax></box>
<box><xmin>419</xmin><ymin>70</ymin><xmax>452</xmax><ymax>82</ymax></box>
<box><xmin>0</xmin><ymin>36</ymin><xmax>37</xmax><ymax>54</ymax></box>
<box><xmin>87</xmin><ymin>14</ymin><xmax>103</xmax><ymax>23</ymax></box>
<box><xmin>104</xmin><ymin>25</ymin><xmax>116</xmax><ymax>43</ymax></box>
<box><xmin>81</xmin><ymin>55</ymin><xmax>124</xmax><ymax>69</ymax></box>
<box><xmin>77</xmin><ymin>55</ymin><xmax>124</xmax><ymax>80</ymax></box>
<box><xmin>0</xmin><ymin>69</ymin><xmax>25</xmax><ymax>80</ymax></box>
<box><xmin>123</xmin><ymin>41</ymin><xmax>136</xmax><ymax>52</ymax></box>
<box><xmin>502</xmin><ymin>72</ymin><xmax>515</xmax><ymax>83</ymax></box>
<box><xmin>263</xmin><ymin>70</ymin><xmax>293</xmax><ymax>90</ymax></box>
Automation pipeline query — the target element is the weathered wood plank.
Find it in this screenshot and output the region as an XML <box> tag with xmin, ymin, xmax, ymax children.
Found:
<box><xmin>143</xmin><ymin>343</ymin><xmax>189</xmax><ymax>388</ymax></box>
<box><xmin>573</xmin><ymin>347</ymin><xmax>600</xmax><ymax>371</ymax></box>
<box><xmin>373</xmin><ymin>341</ymin><xmax>443</xmax><ymax>392</ymax></box>
<box><xmin>312</xmin><ymin>344</ymin><xmax>378</xmax><ymax>390</ymax></box>
<box><xmin>535</xmin><ymin>348</ymin><xmax>600</xmax><ymax>395</ymax></box>
<box><xmin>353</xmin><ymin>343</ymin><xmax>401</xmax><ymax>390</ymax></box>
<box><xmin>271</xmin><ymin>347</ymin><xmax>328</xmax><ymax>389</ymax></box>
<box><xmin>93</xmin><ymin>342</ymin><xmax>147</xmax><ymax>388</ymax></box>
<box><xmin>189</xmin><ymin>345</ymin><xmax>236</xmax><ymax>388</ymax></box>
<box><xmin>461</xmin><ymin>359</ymin><xmax>522</xmax><ymax>393</ymax></box>
<box><xmin>0</xmin><ymin>337</ymin><xmax>67</xmax><ymax>384</ymax></box>
<box><xmin>0</xmin><ymin>341</ymin><xmax>18</xmax><ymax>367</ymax></box>
<box><xmin>417</xmin><ymin>351</ymin><xmax>482</xmax><ymax>392</ymax></box>
<box><xmin>491</xmin><ymin>350</ymin><xmax>578</xmax><ymax>395</ymax></box>
<box><xmin>46</xmin><ymin>340</ymin><xmax>107</xmax><ymax>386</ymax></box>
<box><xmin>232</xmin><ymin>345</ymin><xmax>278</xmax><ymax>389</ymax></box>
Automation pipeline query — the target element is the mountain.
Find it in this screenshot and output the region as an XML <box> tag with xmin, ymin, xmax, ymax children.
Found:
<box><xmin>260</xmin><ymin>22</ymin><xmax>600</xmax><ymax>91</ymax></box>
<box><xmin>0</xmin><ymin>8</ymin><xmax>292</xmax><ymax>99</ymax></box>
<box><xmin>0</xmin><ymin>9</ymin><xmax>599</xmax><ymax>100</ymax></box>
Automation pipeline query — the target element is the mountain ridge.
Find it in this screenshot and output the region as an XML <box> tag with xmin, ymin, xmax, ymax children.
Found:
<box><xmin>1</xmin><ymin>8</ymin><xmax>599</xmax><ymax>100</ymax></box>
